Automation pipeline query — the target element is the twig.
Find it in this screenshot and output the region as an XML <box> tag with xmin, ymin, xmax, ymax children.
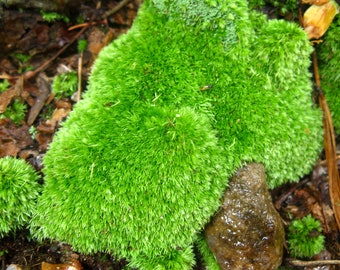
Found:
<box><xmin>288</xmin><ymin>259</ymin><xmax>340</xmax><ymax>267</ymax></box>
<box><xmin>68</xmin><ymin>20</ymin><xmax>107</xmax><ymax>31</ymax></box>
<box><xmin>22</xmin><ymin>27</ymin><xmax>88</xmax><ymax>80</ymax></box>
<box><xmin>274</xmin><ymin>178</ymin><xmax>310</xmax><ymax>210</ymax></box>
<box><xmin>77</xmin><ymin>52</ymin><xmax>83</xmax><ymax>102</ymax></box>
<box><xmin>312</xmin><ymin>50</ymin><xmax>340</xmax><ymax>232</ymax></box>
<box><xmin>102</xmin><ymin>0</ymin><xmax>132</xmax><ymax>19</ymax></box>
<box><xmin>27</xmin><ymin>73</ymin><xmax>50</xmax><ymax>125</ymax></box>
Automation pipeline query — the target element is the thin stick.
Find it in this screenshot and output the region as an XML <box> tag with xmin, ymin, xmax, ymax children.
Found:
<box><xmin>102</xmin><ymin>0</ymin><xmax>132</xmax><ymax>19</ymax></box>
<box><xmin>22</xmin><ymin>27</ymin><xmax>87</xmax><ymax>80</ymax></box>
<box><xmin>77</xmin><ymin>52</ymin><xmax>83</xmax><ymax>102</ymax></box>
<box><xmin>312</xmin><ymin>50</ymin><xmax>340</xmax><ymax>232</ymax></box>
<box><xmin>288</xmin><ymin>259</ymin><xmax>340</xmax><ymax>267</ymax></box>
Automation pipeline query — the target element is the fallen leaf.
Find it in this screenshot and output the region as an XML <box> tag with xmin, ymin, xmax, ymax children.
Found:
<box><xmin>303</xmin><ymin>0</ymin><xmax>339</xmax><ymax>39</ymax></box>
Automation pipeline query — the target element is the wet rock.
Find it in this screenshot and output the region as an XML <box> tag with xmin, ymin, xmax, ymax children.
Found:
<box><xmin>204</xmin><ymin>163</ymin><xmax>285</xmax><ymax>270</ymax></box>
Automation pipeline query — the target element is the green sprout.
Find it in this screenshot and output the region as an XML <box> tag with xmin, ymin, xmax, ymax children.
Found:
<box><xmin>0</xmin><ymin>156</ymin><xmax>40</xmax><ymax>237</ymax></box>
<box><xmin>29</xmin><ymin>126</ymin><xmax>38</xmax><ymax>140</ymax></box>
<box><xmin>13</xmin><ymin>53</ymin><xmax>30</xmax><ymax>64</ymax></box>
<box><xmin>287</xmin><ymin>215</ymin><xmax>325</xmax><ymax>258</ymax></box>
<box><xmin>30</xmin><ymin>0</ymin><xmax>323</xmax><ymax>268</ymax></box>
<box><xmin>78</xmin><ymin>39</ymin><xmax>88</xmax><ymax>53</ymax></box>
<box><xmin>11</xmin><ymin>53</ymin><xmax>33</xmax><ymax>74</ymax></box>
<box><xmin>51</xmin><ymin>71</ymin><xmax>78</xmax><ymax>99</ymax></box>
<box><xmin>41</xmin><ymin>10</ymin><xmax>70</xmax><ymax>23</ymax></box>
<box><xmin>0</xmin><ymin>80</ymin><xmax>10</xmax><ymax>93</ymax></box>
<box><xmin>0</xmin><ymin>99</ymin><xmax>27</xmax><ymax>124</ymax></box>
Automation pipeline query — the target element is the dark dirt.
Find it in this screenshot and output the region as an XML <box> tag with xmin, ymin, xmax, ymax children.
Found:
<box><xmin>0</xmin><ymin>1</ymin><xmax>339</xmax><ymax>269</ymax></box>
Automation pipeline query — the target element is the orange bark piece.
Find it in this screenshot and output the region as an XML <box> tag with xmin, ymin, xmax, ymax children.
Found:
<box><xmin>302</xmin><ymin>0</ymin><xmax>330</xmax><ymax>5</ymax></box>
<box><xmin>303</xmin><ymin>1</ymin><xmax>339</xmax><ymax>39</ymax></box>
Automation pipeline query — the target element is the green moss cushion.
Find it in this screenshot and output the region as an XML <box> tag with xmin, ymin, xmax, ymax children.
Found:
<box><xmin>31</xmin><ymin>1</ymin><xmax>323</xmax><ymax>268</ymax></box>
<box><xmin>0</xmin><ymin>156</ymin><xmax>40</xmax><ymax>237</ymax></box>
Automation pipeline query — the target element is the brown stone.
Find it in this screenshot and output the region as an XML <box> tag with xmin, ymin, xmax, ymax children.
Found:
<box><xmin>204</xmin><ymin>163</ymin><xmax>285</xmax><ymax>270</ymax></box>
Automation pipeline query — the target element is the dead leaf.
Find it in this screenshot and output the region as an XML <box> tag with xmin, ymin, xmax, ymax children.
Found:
<box><xmin>303</xmin><ymin>1</ymin><xmax>339</xmax><ymax>39</ymax></box>
<box><xmin>0</xmin><ymin>76</ymin><xmax>23</xmax><ymax>113</ymax></box>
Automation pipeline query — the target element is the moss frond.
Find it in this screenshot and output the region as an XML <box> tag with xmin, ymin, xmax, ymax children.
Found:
<box><xmin>195</xmin><ymin>234</ymin><xmax>220</xmax><ymax>270</ymax></box>
<box><xmin>0</xmin><ymin>99</ymin><xmax>27</xmax><ymax>124</ymax></box>
<box><xmin>128</xmin><ymin>246</ymin><xmax>195</xmax><ymax>270</ymax></box>
<box><xmin>0</xmin><ymin>157</ymin><xmax>40</xmax><ymax>237</ymax></box>
<box><xmin>287</xmin><ymin>215</ymin><xmax>325</xmax><ymax>258</ymax></box>
<box><xmin>51</xmin><ymin>71</ymin><xmax>78</xmax><ymax>98</ymax></box>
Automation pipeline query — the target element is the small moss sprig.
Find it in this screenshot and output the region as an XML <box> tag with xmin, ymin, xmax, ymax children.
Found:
<box><xmin>77</xmin><ymin>39</ymin><xmax>88</xmax><ymax>53</ymax></box>
<box><xmin>287</xmin><ymin>215</ymin><xmax>325</xmax><ymax>258</ymax></box>
<box><xmin>51</xmin><ymin>71</ymin><xmax>78</xmax><ymax>99</ymax></box>
<box><xmin>0</xmin><ymin>99</ymin><xmax>27</xmax><ymax>124</ymax></box>
<box><xmin>0</xmin><ymin>80</ymin><xmax>10</xmax><ymax>92</ymax></box>
<box><xmin>41</xmin><ymin>10</ymin><xmax>70</xmax><ymax>23</ymax></box>
<box><xmin>0</xmin><ymin>157</ymin><xmax>40</xmax><ymax>237</ymax></box>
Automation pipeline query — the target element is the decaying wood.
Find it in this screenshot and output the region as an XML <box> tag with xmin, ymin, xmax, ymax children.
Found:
<box><xmin>302</xmin><ymin>0</ymin><xmax>330</xmax><ymax>5</ymax></box>
<box><xmin>27</xmin><ymin>74</ymin><xmax>50</xmax><ymax>125</ymax></box>
<box><xmin>303</xmin><ymin>1</ymin><xmax>339</xmax><ymax>39</ymax></box>
<box><xmin>288</xmin><ymin>259</ymin><xmax>340</xmax><ymax>267</ymax></box>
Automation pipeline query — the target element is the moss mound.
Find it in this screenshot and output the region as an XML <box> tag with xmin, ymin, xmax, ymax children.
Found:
<box><xmin>31</xmin><ymin>1</ymin><xmax>323</xmax><ymax>268</ymax></box>
<box><xmin>0</xmin><ymin>156</ymin><xmax>40</xmax><ymax>237</ymax></box>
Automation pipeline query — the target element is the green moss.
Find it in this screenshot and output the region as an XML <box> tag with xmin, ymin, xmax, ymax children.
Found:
<box><xmin>0</xmin><ymin>99</ymin><xmax>27</xmax><ymax>124</ymax></box>
<box><xmin>317</xmin><ymin>15</ymin><xmax>340</xmax><ymax>134</ymax></box>
<box><xmin>77</xmin><ymin>39</ymin><xmax>88</xmax><ymax>53</ymax></box>
<box><xmin>51</xmin><ymin>71</ymin><xmax>78</xmax><ymax>98</ymax></box>
<box><xmin>287</xmin><ymin>215</ymin><xmax>325</xmax><ymax>258</ymax></box>
<box><xmin>0</xmin><ymin>157</ymin><xmax>40</xmax><ymax>237</ymax></box>
<box><xmin>0</xmin><ymin>80</ymin><xmax>10</xmax><ymax>92</ymax></box>
<box><xmin>196</xmin><ymin>235</ymin><xmax>220</xmax><ymax>270</ymax></box>
<box><xmin>41</xmin><ymin>10</ymin><xmax>70</xmax><ymax>23</ymax></box>
<box><xmin>31</xmin><ymin>1</ymin><xmax>323</xmax><ymax>268</ymax></box>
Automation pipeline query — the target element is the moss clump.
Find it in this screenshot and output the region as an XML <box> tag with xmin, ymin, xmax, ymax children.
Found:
<box><xmin>31</xmin><ymin>0</ymin><xmax>323</xmax><ymax>268</ymax></box>
<box><xmin>317</xmin><ymin>15</ymin><xmax>340</xmax><ymax>134</ymax></box>
<box><xmin>287</xmin><ymin>215</ymin><xmax>325</xmax><ymax>258</ymax></box>
<box><xmin>51</xmin><ymin>71</ymin><xmax>78</xmax><ymax>99</ymax></box>
<box><xmin>0</xmin><ymin>157</ymin><xmax>40</xmax><ymax>237</ymax></box>
<box><xmin>0</xmin><ymin>79</ymin><xmax>10</xmax><ymax>92</ymax></box>
<box><xmin>0</xmin><ymin>99</ymin><xmax>27</xmax><ymax>124</ymax></box>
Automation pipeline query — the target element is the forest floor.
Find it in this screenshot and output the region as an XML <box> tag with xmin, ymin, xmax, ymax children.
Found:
<box><xmin>0</xmin><ymin>0</ymin><xmax>339</xmax><ymax>269</ymax></box>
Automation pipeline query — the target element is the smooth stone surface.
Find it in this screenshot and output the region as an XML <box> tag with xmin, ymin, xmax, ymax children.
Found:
<box><xmin>204</xmin><ymin>163</ymin><xmax>285</xmax><ymax>270</ymax></box>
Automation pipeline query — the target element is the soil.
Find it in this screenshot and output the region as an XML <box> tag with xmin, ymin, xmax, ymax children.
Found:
<box><xmin>0</xmin><ymin>1</ymin><xmax>339</xmax><ymax>269</ymax></box>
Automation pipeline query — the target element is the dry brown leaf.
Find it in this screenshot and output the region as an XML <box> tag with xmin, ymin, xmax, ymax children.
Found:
<box><xmin>303</xmin><ymin>1</ymin><xmax>339</xmax><ymax>39</ymax></box>
<box><xmin>0</xmin><ymin>77</ymin><xmax>23</xmax><ymax>113</ymax></box>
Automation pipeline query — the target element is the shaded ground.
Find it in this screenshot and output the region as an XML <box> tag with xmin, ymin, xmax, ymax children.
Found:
<box><xmin>0</xmin><ymin>1</ymin><xmax>339</xmax><ymax>269</ymax></box>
